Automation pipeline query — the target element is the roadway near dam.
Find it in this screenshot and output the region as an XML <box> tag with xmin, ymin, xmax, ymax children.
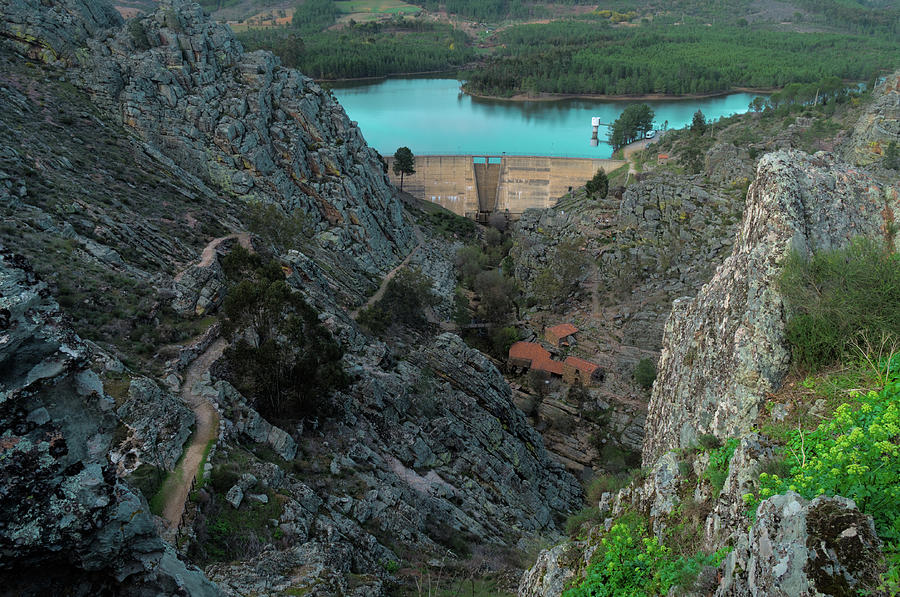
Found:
<box><xmin>386</xmin><ymin>155</ymin><xmax>627</xmax><ymax>220</ymax></box>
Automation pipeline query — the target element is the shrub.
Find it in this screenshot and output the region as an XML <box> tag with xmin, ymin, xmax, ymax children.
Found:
<box><xmin>634</xmin><ymin>357</ymin><xmax>657</xmax><ymax>390</ymax></box>
<box><xmin>779</xmin><ymin>238</ymin><xmax>900</xmax><ymax>371</ymax></box>
<box><xmin>697</xmin><ymin>433</ymin><xmax>722</xmax><ymax>450</ymax></box>
<box><xmin>377</xmin><ymin>267</ymin><xmax>439</xmax><ymax>328</ymax></box>
<box><xmin>562</xmin><ymin>514</ymin><xmax>728</xmax><ymax>596</ymax></box>
<box><xmin>245</xmin><ymin>201</ymin><xmax>309</xmax><ymax>253</ymax></box>
<box><xmin>703</xmin><ymin>438</ymin><xmax>739</xmax><ymax>498</ymax></box>
<box><xmin>585</xmin><ymin>168</ymin><xmax>609</xmax><ymax>199</ymax></box>
<box><xmin>127</xmin><ymin>463</ymin><xmax>165</xmax><ymax>502</ymax></box>
<box><xmin>221</xmin><ymin>252</ymin><xmax>349</xmax><ymax>420</ymax></box>
<box><xmin>748</xmin><ymin>352</ymin><xmax>900</xmax><ymax>583</ymax></box>
<box><xmin>127</xmin><ymin>19</ymin><xmax>151</xmax><ymax>51</ymax></box>
<box><xmin>357</xmin><ymin>304</ymin><xmax>390</xmax><ymax>335</ymax></box>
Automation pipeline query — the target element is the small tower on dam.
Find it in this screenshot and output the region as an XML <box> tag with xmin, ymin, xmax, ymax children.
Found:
<box><xmin>591</xmin><ymin>117</ymin><xmax>601</xmax><ymax>147</ymax></box>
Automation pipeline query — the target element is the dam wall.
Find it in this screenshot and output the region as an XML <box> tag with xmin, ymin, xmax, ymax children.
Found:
<box><xmin>387</xmin><ymin>155</ymin><xmax>626</xmax><ymax>218</ymax></box>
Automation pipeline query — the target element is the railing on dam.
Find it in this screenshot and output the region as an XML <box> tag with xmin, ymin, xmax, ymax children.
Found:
<box><xmin>386</xmin><ymin>154</ymin><xmax>627</xmax><ymax>219</ymax></box>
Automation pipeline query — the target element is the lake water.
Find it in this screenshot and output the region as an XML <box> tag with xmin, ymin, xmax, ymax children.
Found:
<box><xmin>332</xmin><ymin>78</ymin><xmax>761</xmax><ymax>159</ymax></box>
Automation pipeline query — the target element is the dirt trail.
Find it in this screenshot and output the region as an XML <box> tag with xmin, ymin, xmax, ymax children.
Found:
<box><xmin>160</xmin><ymin>338</ymin><xmax>227</xmax><ymax>529</ymax></box>
<box><xmin>351</xmin><ymin>226</ymin><xmax>424</xmax><ymax>319</ymax></box>
<box><xmin>197</xmin><ymin>232</ymin><xmax>252</xmax><ymax>267</ymax></box>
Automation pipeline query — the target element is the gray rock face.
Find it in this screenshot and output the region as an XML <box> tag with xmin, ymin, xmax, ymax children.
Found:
<box><xmin>215</xmin><ymin>380</ymin><xmax>297</xmax><ymax>461</ymax></box>
<box><xmin>116</xmin><ymin>377</ymin><xmax>195</xmax><ymax>471</ymax></box>
<box><xmin>705</xmin><ymin>142</ymin><xmax>755</xmax><ymax>187</ymax></box>
<box><xmin>643</xmin><ymin>150</ymin><xmax>898</xmax><ymax>465</ymax></box>
<box><xmin>518</xmin><ymin>542</ymin><xmax>581</xmax><ymax>597</ymax></box>
<box><xmin>717</xmin><ymin>492</ymin><xmax>884</xmax><ymax>597</ymax></box>
<box><xmin>83</xmin><ymin>0</ymin><xmax>413</xmax><ymax>294</ymax></box>
<box><xmin>844</xmin><ymin>69</ymin><xmax>900</xmax><ymax>166</ymax></box>
<box><xmin>0</xmin><ymin>251</ymin><xmax>220</xmax><ymax>596</ymax></box>
<box><xmin>0</xmin><ymin>0</ymin><xmax>121</xmax><ymax>63</ymax></box>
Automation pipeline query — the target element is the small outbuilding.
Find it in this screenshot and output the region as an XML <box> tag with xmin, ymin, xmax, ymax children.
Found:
<box><xmin>563</xmin><ymin>356</ymin><xmax>604</xmax><ymax>386</ymax></box>
<box><xmin>657</xmin><ymin>153</ymin><xmax>671</xmax><ymax>165</ymax></box>
<box><xmin>546</xmin><ymin>323</ymin><xmax>578</xmax><ymax>347</ymax></box>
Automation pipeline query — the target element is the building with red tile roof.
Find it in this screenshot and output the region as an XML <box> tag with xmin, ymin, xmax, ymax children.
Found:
<box><xmin>508</xmin><ymin>341</ymin><xmax>563</xmax><ymax>377</ymax></box>
<box><xmin>563</xmin><ymin>356</ymin><xmax>604</xmax><ymax>386</ymax></box>
<box><xmin>546</xmin><ymin>323</ymin><xmax>578</xmax><ymax>347</ymax></box>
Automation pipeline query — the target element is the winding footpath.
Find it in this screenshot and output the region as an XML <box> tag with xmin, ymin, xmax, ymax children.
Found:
<box><xmin>350</xmin><ymin>226</ymin><xmax>425</xmax><ymax>319</ymax></box>
<box><xmin>160</xmin><ymin>338</ymin><xmax>227</xmax><ymax>531</ymax></box>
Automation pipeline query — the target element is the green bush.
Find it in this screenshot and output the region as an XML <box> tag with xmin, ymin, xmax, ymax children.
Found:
<box><xmin>585</xmin><ymin>168</ymin><xmax>609</xmax><ymax>199</ymax></box>
<box><xmin>779</xmin><ymin>238</ymin><xmax>900</xmax><ymax>371</ymax></box>
<box><xmin>747</xmin><ymin>352</ymin><xmax>900</xmax><ymax>585</ymax></box>
<box><xmin>562</xmin><ymin>514</ymin><xmax>729</xmax><ymax>597</ymax></box>
<box><xmin>634</xmin><ymin>358</ymin><xmax>657</xmax><ymax>390</ymax></box>
<box><xmin>357</xmin><ymin>304</ymin><xmax>391</xmax><ymax>335</ymax></box>
<box><xmin>221</xmin><ymin>250</ymin><xmax>349</xmax><ymax>421</ymax></box>
<box><xmin>127</xmin><ymin>463</ymin><xmax>165</xmax><ymax>502</ymax></box>
<box><xmin>703</xmin><ymin>438</ymin><xmax>739</xmax><ymax>498</ymax></box>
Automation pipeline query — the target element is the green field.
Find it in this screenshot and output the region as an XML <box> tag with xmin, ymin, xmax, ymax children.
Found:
<box><xmin>334</xmin><ymin>0</ymin><xmax>420</xmax><ymax>23</ymax></box>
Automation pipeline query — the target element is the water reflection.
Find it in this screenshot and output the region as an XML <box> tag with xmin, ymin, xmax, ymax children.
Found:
<box><xmin>332</xmin><ymin>78</ymin><xmax>763</xmax><ymax>158</ymax></box>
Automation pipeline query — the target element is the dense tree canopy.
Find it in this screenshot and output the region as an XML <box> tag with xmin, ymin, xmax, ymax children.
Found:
<box><xmin>463</xmin><ymin>22</ymin><xmax>898</xmax><ymax>97</ymax></box>
<box><xmin>609</xmin><ymin>104</ymin><xmax>654</xmax><ymax>150</ymax></box>
<box><xmin>238</xmin><ymin>19</ymin><xmax>473</xmax><ymax>79</ymax></box>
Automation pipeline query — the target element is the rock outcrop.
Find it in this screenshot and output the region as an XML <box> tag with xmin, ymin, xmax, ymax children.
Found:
<box><xmin>643</xmin><ymin>150</ymin><xmax>897</xmax><ymax>464</ymax></box>
<box><xmin>520</xmin><ymin>144</ymin><xmax>899</xmax><ymax>597</ymax></box>
<box><xmin>0</xmin><ymin>250</ymin><xmax>220</xmax><ymax>596</ymax></box>
<box><xmin>844</xmin><ymin>70</ymin><xmax>900</xmax><ymax>166</ymax></box>
<box><xmin>718</xmin><ymin>493</ymin><xmax>885</xmax><ymax>597</ymax></box>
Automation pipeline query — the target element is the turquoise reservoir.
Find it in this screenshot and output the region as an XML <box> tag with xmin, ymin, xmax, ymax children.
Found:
<box><xmin>332</xmin><ymin>77</ymin><xmax>761</xmax><ymax>159</ymax></box>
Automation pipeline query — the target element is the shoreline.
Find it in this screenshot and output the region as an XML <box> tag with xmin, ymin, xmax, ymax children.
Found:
<box><xmin>320</xmin><ymin>72</ymin><xmax>777</xmax><ymax>101</ymax></box>
<box><xmin>463</xmin><ymin>86</ymin><xmax>778</xmax><ymax>103</ymax></box>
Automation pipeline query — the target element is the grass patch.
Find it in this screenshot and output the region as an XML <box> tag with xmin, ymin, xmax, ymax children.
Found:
<box><xmin>779</xmin><ymin>237</ymin><xmax>900</xmax><ymax>371</ymax></box>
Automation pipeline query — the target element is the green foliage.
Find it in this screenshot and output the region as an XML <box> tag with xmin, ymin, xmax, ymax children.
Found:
<box><xmin>748</xmin><ymin>353</ymin><xmax>900</xmax><ymax>583</ymax></box>
<box><xmin>393</xmin><ymin>146</ymin><xmax>416</xmax><ymax>191</ymax></box>
<box><xmin>378</xmin><ymin>266</ymin><xmax>439</xmax><ymax>327</ymax></box>
<box><xmin>464</xmin><ymin>22</ymin><xmax>897</xmax><ymax>97</ymax></box>
<box><xmin>885</xmin><ymin>141</ymin><xmax>900</xmax><ymax>170</ymax></box>
<box><xmin>778</xmin><ymin>238</ymin><xmax>900</xmax><ymax>371</ymax></box>
<box><xmin>634</xmin><ymin>358</ymin><xmax>657</xmax><ymax>390</ymax></box>
<box><xmin>126</xmin><ymin>463</ymin><xmax>165</xmax><ymax>502</ymax></box>
<box><xmin>127</xmin><ymin>19</ymin><xmax>151</xmax><ymax>51</ymax></box>
<box><xmin>426</xmin><ymin>209</ymin><xmax>477</xmax><ymax>239</ymax></box>
<box><xmin>292</xmin><ymin>0</ymin><xmax>338</xmax><ymax>32</ymax></box>
<box><xmin>690</xmin><ymin>110</ymin><xmax>707</xmax><ymax>135</ymax></box>
<box><xmin>474</xmin><ymin>269</ymin><xmax>518</xmax><ymax>324</ymax></box>
<box><xmin>703</xmin><ymin>438</ymin><xmax>739</xmax><ymax>498</ymax></box>
<box><xmin>197</xmin><ymin>490</ymin><xmax>283</xmax><ymax>563</ymax></box>
<box><xmin>241</xmin><ymin>19</ymin><xmax>474</xmax><ymax>78</ymax></box>
<box><xmin>245</xmin><ymin>200</ymin><xmax>308</xmax><ymax>253</ymax></box>
<box><xmin>562</xmin><ymin>514</ymin><xmax>729</xmax><ymax>597</ymax></box>
<box><xmin>490</xmin><ymin>325</ymin><xmax>520</xmax><ymax>356</ymax></box>
<box><xmin>585</xmin><ymin>168</ymin><xmax>609</xmax><ymax>199</ymax></box>
<box><xmin>531</xmin><ymin>239</ymin><xmax>589</xmax><ymax>307</ymax></box>
<box><xmin>609</xmin><ymin>104</ymin><xmax>655</xmax><ymax>150</ymax></box>
<box><xmin>221</xmin><ymin>248</ymin><xmax>349</xmax><ymax>420</ymax></box>
<box><xmin>357</xmin><ymin>304</ymin><xmax>391</xmax><ymax>334</ymax></box>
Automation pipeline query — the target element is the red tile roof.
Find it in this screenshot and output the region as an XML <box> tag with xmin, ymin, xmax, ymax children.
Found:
<box><xmin>509</xmin><ymin>341</ymin><xmax>550</xmax><ymax>362</ymax></box>
<box><xmin>509</xmin><ymin>342</ymin><xmax>564</xmax><ymax>375</ymax></box>
<box><xmin>547</xmin><ymin>323</ymin><xmax>578</xmax><ymax>338</ymax></box>
<box><xmin>658</xmin><ymin>153</ymin><xmax>669</xmax><ymax>159</ymax></box>
<box><xmin>539</xmin><ymin>359</ymin><xmax>565</xmax><ymax>376</ymax></box>
<box><xmin>565</xmin><ymin>356</ymin><xmax>600</xmax><ymax>374</ymax></box>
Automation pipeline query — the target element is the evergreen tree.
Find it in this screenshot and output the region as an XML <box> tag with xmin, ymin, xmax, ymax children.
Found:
<box><xmin>691</xmin><ymin>110</ymin><xmax>707</xmax><ymax>135</ymax></box>
<box><xmin>393</xmin><ymin>147</ymin><xmax>416</xmax><ymax>191</ymax></box>
<box><xmin>585</xmin><ymin>169</ymin><xmax>609</xmax><ymax>199</ymax></box>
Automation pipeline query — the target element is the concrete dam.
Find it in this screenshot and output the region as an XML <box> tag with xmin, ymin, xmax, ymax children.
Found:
<box><xmin>386</xmin><ymin>155</ymin><xmax>627</xmax><ymax>221</ymax></box>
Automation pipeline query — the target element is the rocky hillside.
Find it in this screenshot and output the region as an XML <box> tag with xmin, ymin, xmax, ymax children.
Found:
<box><xmin>0</xmin><ymin>1</ymin><xmax>581</xmax><ymax>594</ymax></box>
<box><xmin>520</xmin><ymin>134</ymin><xmax>900</xmax><ymax>595</ymax></box>
<box><xmin>0</xmin><ymin>250</ymin><xmax>219</xmax><ymax>596</ymax></box>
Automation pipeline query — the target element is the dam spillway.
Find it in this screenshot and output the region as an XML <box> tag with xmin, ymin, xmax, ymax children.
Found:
<box><xmin>386</xmin><ymin>155</ymin><xmax>627</xmax><ymax>220</ymax></box>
